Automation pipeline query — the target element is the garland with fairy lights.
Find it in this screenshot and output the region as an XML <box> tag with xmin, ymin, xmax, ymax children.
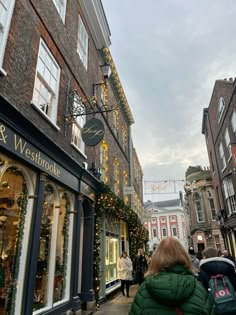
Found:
<box><xmin>93</xmin><ymin>183</ymin><xmax>149</xmax><ymax>304</ymax></box>
<box><xmin>5</xmin><ymin>167</ymin><xmax>28</xmax><ymax>313</ymax></box>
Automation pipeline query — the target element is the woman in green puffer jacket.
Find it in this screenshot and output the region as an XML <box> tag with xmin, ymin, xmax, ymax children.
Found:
<box><xmin>129</xmin><ymin>237</ymin><xmax>214</xmax><ymax>315</ymax></box>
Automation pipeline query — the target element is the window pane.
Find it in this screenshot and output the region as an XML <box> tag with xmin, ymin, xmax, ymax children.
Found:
<box><xmin>33</xmin><ymin>184</ymin><xmax>55</xmax><ymax>311</ymax></box>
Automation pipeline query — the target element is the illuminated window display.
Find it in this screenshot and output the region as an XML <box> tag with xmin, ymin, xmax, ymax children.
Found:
<box><xmin>33</xmin><ymin>183</ymin><xmax>74</xmax><ymax>313</ymax></box>
<box><xmin>105</xmin><ymin>215</ymin><xmax>119</xmax><ymax>284</ymax></box>
<box><xmin>0</xmin><ymin>154</ymin><xmax>36</xmax><ymax>315</ymax></box>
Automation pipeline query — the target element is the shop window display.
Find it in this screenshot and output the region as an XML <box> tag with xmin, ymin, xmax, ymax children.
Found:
<box><xmin>0</xmin><ymin>156</ymin><xmax>33</xmax><ymax>315</ymax></box>
<box><xmin>33</xmin><ymin>183</ymin><xmax>73</xmax><ymax>312</ymax></box>
<box><xmin>105</xmin><ymin>215</ymin><xmax>119</xmax><ymax>284</ymax></box>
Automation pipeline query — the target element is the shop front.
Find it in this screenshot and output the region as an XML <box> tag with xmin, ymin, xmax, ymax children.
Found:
<box><xmin>99</xmin><ymin>214</ymin><xmax>129</xmax><ymax>297</ymax></box>
<box><xmin>0</xmin><ymin>110</ymin><xmax>96</xmax><ymax>315</ymax></box>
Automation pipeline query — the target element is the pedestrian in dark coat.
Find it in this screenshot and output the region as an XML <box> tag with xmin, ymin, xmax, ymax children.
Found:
<box><xmin>133</xmin><ymin>248</ymin><xmax>147</xmax><ymax>285</ymax></box>
<box><xmin>129</xmin><ymin>237</ymin><xmax>214</xmax><ymax>315</ymax></box>
<box><xmin>198</xmin><ymin>247</ymin><xmax>236</xmax><ymax>291</ymax></box>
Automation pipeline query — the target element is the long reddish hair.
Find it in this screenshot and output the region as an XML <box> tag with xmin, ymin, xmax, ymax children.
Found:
<box><xmin>146</xmin><ymin>237</ymin><xmax>194</xmax><ymax>276</ymax></box>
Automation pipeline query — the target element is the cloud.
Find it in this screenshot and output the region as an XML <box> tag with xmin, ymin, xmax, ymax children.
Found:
<box><xmin>102</xmin><ymin>0</ymin><xmax>236</xmax><ymax>195</ymax></box>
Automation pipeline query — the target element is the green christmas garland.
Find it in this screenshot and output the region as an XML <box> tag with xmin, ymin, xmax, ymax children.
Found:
<box><xmin>93</xmin><ymin>183</ymin><xmax>149</xmax><ymax>305</ymax></box>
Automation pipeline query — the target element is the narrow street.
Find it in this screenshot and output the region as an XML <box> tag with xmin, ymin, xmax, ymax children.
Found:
<box><xmin>95</xmin><ymin>284</ymin><xmax>139</xmax><ymax>315</ymax></box>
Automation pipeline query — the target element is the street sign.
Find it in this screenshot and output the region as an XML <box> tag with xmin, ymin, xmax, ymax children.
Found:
<box><xmin>123</xmin><ymin>186</ymin><xmax>134</xmax><ymax>195</ymax></box>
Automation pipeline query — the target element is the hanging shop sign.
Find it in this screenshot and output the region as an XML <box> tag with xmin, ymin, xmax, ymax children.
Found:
<box><xmin>123</xmin><ymin>186</ymin><xmax>134</xmax><ymax>195</ymax></box>
<box><xmin>0</xmin><ymin>120</ymin><xmax>78</xmax><ymax>190</ymax></box>
<box><xmin>82</xmin><ymin>118</ymin><xmax>105</xmax><ymax>146</ymax></box>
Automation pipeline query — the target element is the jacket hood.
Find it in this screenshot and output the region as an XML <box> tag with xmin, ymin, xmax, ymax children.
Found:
<box><xmin>145</xmin><ymin>265</ymin><xmax>196</xmax><ymax>305</ymax></box>
<box><xmin>199</xmin><ymin>257</ymin><xmax>235</xmax><ymax>275</ymax></box>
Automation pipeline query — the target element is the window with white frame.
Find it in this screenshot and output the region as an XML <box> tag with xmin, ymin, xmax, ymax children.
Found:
<box><xmin>113</xmin><ymin>158</ymin><xmax>119</xmax><ymax>195</ymax></box>
<box><xmin>77</xmin><ymin>16</ymin><xmax>88</xmax><ymax>70</ymax></box>
<box><xmin>208</xmin><ymin>197</ymin><xmax>217</xmax><ymax>220</ymax></box>
<box><xmin>231</xmin><ymin>111</ymin><xmax>236</xmax><ymax>135</ymax></box>
<box><xmin>152</xmin><ymin>228</ymin><xmax>157</xmax><ymax>238</ymax></box>
<box><xmin>0</xmin><ymin>0</ymin><xmax>15</xmax><ymax>72</ymax></box>
<box><xmin>224</xmin><ymin>128</ymin><xmax>231</xmax><ymax>159</ymax></box>
<box><xmin>219</xmin><ymin>142</ymin><xmax>226</xmax><ymax>171</ymax></box>
<box><xmin>218</xmin><ymin>97</ymin><xmax>225</xmax><ymax>122</ymax></box>
<box><xmin>32</xmin><ymin>40</ymin><xmax>61</xmax><ymax>124</ymax></box>
<box><xmin>71</xmin><ymin>112</ymin><xmax>85</xmax><ymax>154</ymax></box>
<box><xmin>100</xmin><ymin>140</ymin><xmax>108</xmax><ymax>184</ymax></box>
<box><xmin>122</xmin><ymin>127</ymin><xmax>127</xmax><ymax>152</ymax></box>
<box><xmin>113</xmin><ymin>111</ymin><xmax>119</xmax><ymax>137</ymax></box>
<box><xmin>222</xmin><ymin>178</ymin><xmax>236</xmax><ymax>214</ymax></box>
<box><xmin>52</xmin><ymin>0</ymin><xmax>67</xmax><ymax>22</ymax></box>
<box><xmin>162</xmin><ymin>228</ymin><xmax>167</xmax><ymax>237</ymax></box>
<box><xmin>193</xmin><ymin>192</ymin><xmax>204</xmax><ymax>222</ymax></box>
<box><xmin>172</xmin><ymin>227</ymin><xmax>177</xmax><ymax>237</ymax></box>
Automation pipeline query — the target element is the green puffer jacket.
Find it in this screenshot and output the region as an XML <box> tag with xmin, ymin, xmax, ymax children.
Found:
<box><xmin>129</xmin><ymin>265</ymin><xmax>214</xmax><ymax>315</ymax></box>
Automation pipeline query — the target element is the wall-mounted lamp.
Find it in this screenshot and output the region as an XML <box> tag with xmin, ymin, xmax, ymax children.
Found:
<box><xmin>93</xmin><ymin>62</ymin><xmax>112</xmax><ymax>97</ymax></box>
<box><xmin>64</xmin><ymin>63</ymin><xmax>116</xmax><ymax>131</ymax></box>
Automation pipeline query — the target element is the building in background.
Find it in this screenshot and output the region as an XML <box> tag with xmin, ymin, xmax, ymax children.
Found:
<box><xmin>202</xmin><ymin>78</ymin><xmax>236</xmax><ymax>258</ymax></box>
<box><xmin>184</xmin><ymin>166</ymin><xmax>224</xmax><ymax>254</ymax></box>
<box><xmin>143</xmin><ymin>198</ymin><xmax>188</xmax><ymax>251</ymax></box>
<box><xmin>0</xmin><ymin>0</ymin><xmax>147</xmax><ymax>314</ymax></box>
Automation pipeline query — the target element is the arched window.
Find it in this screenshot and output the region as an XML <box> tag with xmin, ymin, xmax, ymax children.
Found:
<box><xmin>193</xmin><ymin>193</ymin><xmax>204</xmax><ymax>222</ymax></box>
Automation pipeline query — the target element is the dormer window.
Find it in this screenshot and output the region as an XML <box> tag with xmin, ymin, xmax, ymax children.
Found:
<box><xmin>218</xmin><ymin>97</ymin><xmax>225</xmax><ymax>122</ymax></box>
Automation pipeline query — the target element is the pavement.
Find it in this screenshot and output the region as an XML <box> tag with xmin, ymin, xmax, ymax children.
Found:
<box><xmin>94</xmin><ymin>284</ymin><xmax>139</xmax><ymax>315</ymax></box>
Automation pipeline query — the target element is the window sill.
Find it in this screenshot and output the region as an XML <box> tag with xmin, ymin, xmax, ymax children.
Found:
<box><xmin>31</xmin><ymin>102</ymin><xmax>60</xmax><ymax>131</ymax></box>
<box><xmin>0</xmin><ymin>67</ymin><xmax>7</xmax><ymax>76</ymax></box>
<box><xmin>71</xmin><ymin>142</ymin><xmax>87</xmax><ymax>159</ymax></box>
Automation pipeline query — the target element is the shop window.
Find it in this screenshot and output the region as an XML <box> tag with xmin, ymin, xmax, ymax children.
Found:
<box><xmin>33</xmin><ymin>184</ymin><xmax>73</xmax><ymax>312</ymax></box>
<box><xmin>0</xmin><ymin>0</ymin><xmax>15</xmax><ymax>73</ymax></box>
<box><xmin>0</xmin><ymin>157</ymin><xmax>35</xmax><ymax>315</ymax></box>
<box><xmin>77</xmin><ymin>16</ymin><xmax>88</xmax><ymax>70</ymax></box>
<box><xmin>52</xmin><ymin>0</ymin><xmax>67</xmax><ymax>22</ymax></box>
<box><xmin>105</xmin><ymin>234</ymin><xmax>118</xmax><ymax>283</ymax></box>
<box><xmin>32</xmin><ymin>39</ymin><xmax>61</xmax><ymax>125</ymax></box>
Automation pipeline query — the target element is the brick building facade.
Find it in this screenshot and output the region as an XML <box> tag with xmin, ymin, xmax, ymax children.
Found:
<box><xmin>0</xmin><ymin>1</ymin><xmax>145</xmax><ymax>314</ymax></box>
<box><xmin>202</xmin><ymin>78</ymin><xmax>236</xmax><ymax>258</ymax></box>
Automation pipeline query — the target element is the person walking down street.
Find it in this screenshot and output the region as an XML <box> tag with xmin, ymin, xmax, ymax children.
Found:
<box><xmin>198</xmin><ymin>247</ymin><xmax>236</xmax><ymax>291</ymax></box>
<box><xmin>133</xmin><ymin>248</ymin><xmax>147</xmax><ymax>285</ymax></box>
<box><xmin>117</xmin><ymin>251</ymin><xmax>133</xmax><ymax>297</ymax></box>
<box><xmin>222</xmin><ymin>249</ymin><xmax>236</xmax><ymax>266</ymax></box>
<box><xmin>188</xmin><ymin>246</ymin><xmax>200</xmax><ymax>275</ymax></box>
<box><xmin>129</xmin><ymin>237</ymin><xmax>214</xmax><ymax>315</ymax></box>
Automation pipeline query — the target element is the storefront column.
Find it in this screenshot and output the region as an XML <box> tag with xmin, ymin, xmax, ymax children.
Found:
<box><xmin>23</xmin><ymin>172</ymin><xmax>47</xmax><ymax>315</ymax></box>
<box><xmin>71</xmin><ymin>194</ymin><xmax>83</xmax><ymax>311</ymax></box>
<box><xmin>80</xmin><ymin>200</ymin><xmax>95</xmax><ymax>302</ymax></box>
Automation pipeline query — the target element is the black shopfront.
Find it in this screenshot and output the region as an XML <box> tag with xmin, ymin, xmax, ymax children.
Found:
<box><xmin>0</xmin><ymin>99</ymin><xmax>97</xmax><ymax>315</ymax></box>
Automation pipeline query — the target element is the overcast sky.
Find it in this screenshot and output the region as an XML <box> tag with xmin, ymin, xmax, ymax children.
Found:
<box><xmin>102</xmin><ymin>0</ymin><xmax>236</xmax><ymax>201</ymax></box>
